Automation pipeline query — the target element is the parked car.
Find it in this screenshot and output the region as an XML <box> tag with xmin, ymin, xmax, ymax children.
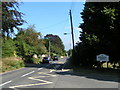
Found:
<box><xmin>42</xmin><ymin>57</ymin><xmax>50</xmax><ymax>63</ymax></box>
<box><xmin>53</xmin><ymin>56</ymin><xmax>58</xmax><ymax>61</ymax></box>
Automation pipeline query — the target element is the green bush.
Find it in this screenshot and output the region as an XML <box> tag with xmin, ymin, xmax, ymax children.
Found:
<box><xmin>2</xmin><ymin>39</ymin><xmax>15</xmax><ymax>58</ymax></box>
<box><xmin>10</xmin><ymin>60</ymin><xmax>25</xmax><ymax>69</ymax></box>
<box><xmin>32</xmin><ymin>58</ymin><xmax>40</xmax><ymax>64</ymax></box>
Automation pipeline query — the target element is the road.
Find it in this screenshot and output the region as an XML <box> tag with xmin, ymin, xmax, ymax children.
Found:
<box><xmin>0</xmin><ymin>58</ymin><xmax>119</xmax><ymax>89</ymax></box>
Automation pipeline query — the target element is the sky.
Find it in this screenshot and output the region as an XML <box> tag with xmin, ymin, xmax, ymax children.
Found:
<box><xmin>19</xmin><ymin>2</ymin><xmax>85</xmax><ymax>50</ymax></box>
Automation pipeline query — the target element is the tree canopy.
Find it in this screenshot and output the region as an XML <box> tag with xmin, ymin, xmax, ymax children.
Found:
<box><xmin>72</xmin><ymin>2</ymin><xmax>120</xmax><ymax>67</ymax></box>
<box><xmin>2</xmin><ymin>1</ymin><xmax>25</xmax><ymax>38</ymax></box>
<box><xmin>44</xmin><ymin>34</ymin><xmax>65</xmax><ymax>56</ymax></box>
<box><xmin>14</xmin><ymin>25</ymin><xmax>47</xmax><ymax>60</ymax></box>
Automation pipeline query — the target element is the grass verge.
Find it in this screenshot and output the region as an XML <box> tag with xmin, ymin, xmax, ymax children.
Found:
<box><xmin>73</xmin><ymin>66</ymin><xmax>119</xmax><ymax>78</ymax></box>
<box><xmin>0</xmin><ymin>57</ymin><xmax>25</xmax><ymax>73</ymax></box>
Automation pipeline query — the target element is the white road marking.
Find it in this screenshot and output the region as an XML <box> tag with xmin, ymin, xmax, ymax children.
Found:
<box><xmin>9</xmin><ymin>82</ymin><xmax>52</xmax><ymax>88</ymax></box>
<box><xmin>0</xmin><ymin>80</ymin><xmax>12</xmax><ymax>86</ymax></box>
<box><xmin>38</xmin><ymin>68</ymin><xmax>43</xmax><ymax>71</ymax></box>
<box><xmin>1</xmin><ymin>68</ymin><xmax>25</xmax><ymax>76</ymax></box>
<box><xmin>21</xmin><ymin>71</ymin><xmax>35</xmax><ymax>77</ymax></box>
<box><xmin>46</xmin><ymin>64</ymin><xmax>50</xmax><ymax>67</ymax></box>
<box><xmin>38</xmin><ymin>72</ymin><xmax>57</xmax><ymax>77</ymax></box>
<box><xmin>62</xmin><ymin>69</ymin><xmax>71</xmax><ymax>71</ymax></box>
<box><xmin>50</xmin><ymin>69</ymin><xmax>56</xmax><ymax>72</ymax></box>
<box><xmin>9</xmin><ymin>72</ymin><xmax>57</xmax><ymax>88</ymax></box>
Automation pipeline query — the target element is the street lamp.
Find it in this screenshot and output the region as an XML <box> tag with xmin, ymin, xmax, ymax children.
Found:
<box><xmin>64</xmin><ymin>32</ymin><xmax>69</xmax><ymax>35</ymax></box>
<box><xmin>64</xmin><ymin>32</ymin><xmax>70</xmax><ymax>35</ymax></box>
<box><xmin>64</xmin><ymin>32</ymin><xmax>71</xmax><ymax>49</ymax></box>
<box><xmin>64</xmin><ymin>32</ymin><xmax>72</xmax><ymax>56</ymax></box>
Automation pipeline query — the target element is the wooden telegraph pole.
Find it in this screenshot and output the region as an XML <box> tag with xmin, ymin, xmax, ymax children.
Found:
<box><xmin>69</xmin><ymin>10</ymin><xmax>75</xmax><ymax>51</ymax></box>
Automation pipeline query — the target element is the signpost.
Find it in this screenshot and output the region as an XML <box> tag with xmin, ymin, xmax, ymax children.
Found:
<box><xmin>97</xmin><ymin>54</ymin><xmax>109</xmax><ymax>68</ymax></box>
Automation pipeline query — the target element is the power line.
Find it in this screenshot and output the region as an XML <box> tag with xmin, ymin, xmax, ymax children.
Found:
<box><xmin>39</xmin><ymin>19</ymin><xmax>69</xmax><ymax>31</ymax></box>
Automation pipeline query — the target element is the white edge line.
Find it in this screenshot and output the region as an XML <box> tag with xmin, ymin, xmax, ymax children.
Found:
<box><xmin>38</xmin><ymin>68</ymin><xmax>43</xmax><ymax>70</ymax></box>
<box><xmin>0</xmin><ymin>67</ymin><xmax>25</xmax><ymax>76</ymax></box>
<box><xmin>21</xmin><ymin>71</ymin><xmax>35</xmax><ymax>77</ymax></box>
<box><xmin>0</xmin><ymin>80</ymin><xmax>12</xmax><ymax>86</ymax></box>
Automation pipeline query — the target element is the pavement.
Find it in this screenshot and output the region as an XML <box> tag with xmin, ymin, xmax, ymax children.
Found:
<box><xmin>0</xmin><ymin>57</ymin><xmax>119</xmax><ymax>89</ymax></box>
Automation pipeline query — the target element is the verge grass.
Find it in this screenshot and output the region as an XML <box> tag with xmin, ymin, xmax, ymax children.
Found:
<box><xmin>1</xmin><ymin>57</ymin><xmax>25</xmax><ymax>73</ymax></box>
<box><xmin>73</xmin><ymin>66</ymin><xmax>119</xmax><ymax>78</ymax></box>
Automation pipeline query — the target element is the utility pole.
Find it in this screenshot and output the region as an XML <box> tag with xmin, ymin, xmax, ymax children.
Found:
<box><xmin>69</xmin><ymin>10</ymin><xmax>75</xmax><ymax>51</ymax></box>
<box><xmin>48</xmin><ymin>40</ymin><xmax>50</xmax><ymax>58</ymax></box>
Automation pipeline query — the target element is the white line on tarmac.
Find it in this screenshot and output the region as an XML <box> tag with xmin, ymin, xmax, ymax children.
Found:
<box><xmin>0</xmin><ymin>80</ymin><xmax>12</xmax><ymax>86</ymax></box>
<box><xmin>9</xmin><ymin>72</ymin><xmax>56</xmax><ymax>88</ymax></box>
<box><xmin>46</xmin><ymin>64</ymin><xmax>50</xmax><ymax>67</ymax></box>
<box><xmin>0</xmin><ymin>67</ymin><xmax>25</xmax><ymax>76</ymax></box>
<box><xmin>50</xmin><ymin>69</ymin><xmax>56</xmax><ymax>73</ymax></box>
<box><xmin>38</xmin><ymin>68</ymin><xmax>43</xmax><ymax>70</ymax></box>
<box><xmin>21</xmin><ymin>71</ymin><xmax>35</xmax><ymax>77</ymax></box>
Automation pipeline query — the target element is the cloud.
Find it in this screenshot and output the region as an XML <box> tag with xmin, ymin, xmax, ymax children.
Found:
<box><xmin>65</xmin><ymin>26</ymin><xmax>82</xmax><ymax>31</ymax></box>
<box><xmin>74</xmin><ymin>27</ymin><xmax>82</xmax><ymax>31</ymax></box>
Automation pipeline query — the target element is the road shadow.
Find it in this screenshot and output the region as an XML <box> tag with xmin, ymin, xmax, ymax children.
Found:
<box><xmin>55</xmin><ymin>58</ymin><xmax>120</xmax><ymax>83</ymax></box>
<box><xmin>24</xmin><ymin>62</ymin><xmax>64</xmax><ymax>70</ymax></box>
<box><xmin>24</xmin><ymin>61</ymin><xmax>120</xmax><ymax>83</ymax></box>
<box><xmin>55</xmin><ymin>66</ymin><xmax>120</xmax><ymax>83</ymax></box>
<box><xmin>24</xmin><ymin>63</ymin><xmax>48</xmax><ymax>68</ymax></box>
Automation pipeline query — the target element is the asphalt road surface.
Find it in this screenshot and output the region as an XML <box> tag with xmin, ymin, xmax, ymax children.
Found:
<box><xmin>0</xmin><ymin>58</ymin><xmax>119</xmax><ymax>90</ymax></box>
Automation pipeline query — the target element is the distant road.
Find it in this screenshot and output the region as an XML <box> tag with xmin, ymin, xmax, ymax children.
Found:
<box><xmin>0</xmin><ymin>58</ymin><xmax>119</xmax><ymax>89</ymax></box>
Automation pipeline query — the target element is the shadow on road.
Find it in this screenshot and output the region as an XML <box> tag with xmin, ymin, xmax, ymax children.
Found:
<box><xmin>55</xmin><ymin>67</ymin><xmax>120</xmax><ymax>83</ymax></box>
<box><xmin>25</xmin><ymin>63</ymin><xmax>49</xmax><ymax>68</ymax></box>
<box><xmin>24</xmin><ymin>62</ymin><xmax>64</xmax><ymax>70</ymax></box>
<box><xmin>24</xmin><ymin>61</ymin><xmax>120</xmax><ymax>83</ymax></box>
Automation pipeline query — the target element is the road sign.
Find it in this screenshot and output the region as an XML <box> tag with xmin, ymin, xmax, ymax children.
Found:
<box><xmin>96</xmin><ymin>54</ymin><xmax>109</xmax><ymax>62</ymax></box>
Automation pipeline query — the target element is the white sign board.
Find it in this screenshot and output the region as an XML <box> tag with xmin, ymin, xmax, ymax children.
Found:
<box><xmin>97</xmin><ymin>54</ymin><xmax>109</xmax><ymax>62</ymax></box>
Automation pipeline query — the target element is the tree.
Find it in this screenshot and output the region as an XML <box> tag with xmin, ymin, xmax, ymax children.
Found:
<box><xmin>72</xmin><ymin>2</ymin><xmax>120</xmax><ymax>67</ymax></box>
<box><xmin>2</xmin><ymin>1</ymin><xmax>25</xmax><ymax>38</ymax></box>
<box><xmin>67</xmin><ymin>49</ymin><xmax>72</xmax><ymax>56</ymax></box>
<box><xmin>2</xmin><ymin>38</ymin><xmax>15</xmax><ymax>58</ymax></box>
<box><xmin>44</xmin><ymin>34</ymin><xmax>65</xmax><ymax>56</ymax></box>
<box><xmin>14</xmin><ymin>25</ymin><xmax>47</xmax><ymax>62</ymax></box>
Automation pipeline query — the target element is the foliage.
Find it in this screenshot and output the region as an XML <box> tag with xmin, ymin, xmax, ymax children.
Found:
<box><xmin>35</xmin><ymin>39</ymin><xmax>47</xmax><ymax>55</ymax></box>
<box><xmin>32</xmin><ymin>58</ymin><xmax>40</xmax><ymax>64</ymax></box>
<box><xmin>2</xmin><ymin>38</ymin><xmax>15</xmax><ymax>58</ymax></box>
<box><xmin>67</xmin><ymin>49</ymin><xmax>72</xmax><ymax>56</ymax></box>
<box><xmin>1</xmin><ymin>57</ymin><xmax>25</xmax><ymax>72</ymax></box>
<box><xmin>44</xmin><ymin>34</ymin><xmax>65</xmax><ymax>56</ymax></box>
<box><xmin>2</xmin><ymin>1</ymin><xmax>25</xmax><ymax>38</ymax></box>
<box><xmin>14</xmin><ymin>25</ymin><xmax>47</xmax><ymax>63</ymax></box>
<box><xmin>72</xmin><ymin>2</ymin><xmax>120</xmax><ymax>67</ymax></box>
